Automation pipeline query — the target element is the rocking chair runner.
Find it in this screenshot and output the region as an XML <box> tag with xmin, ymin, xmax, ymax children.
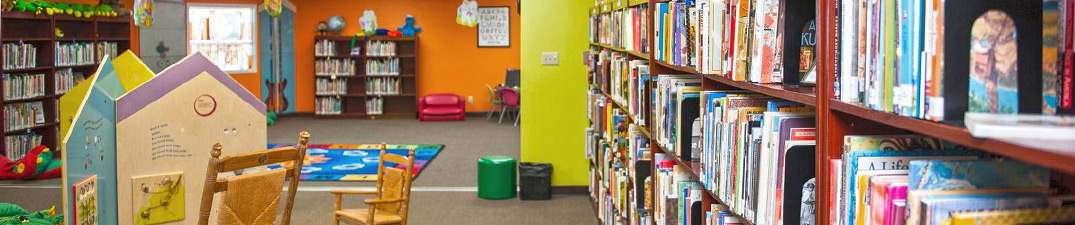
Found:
<box><xmin>332</xmin><ymin>143</ymin><xmax>416</xmax><ymax>225</ymax></box>
<box><xmin>197</xmin><ymin>131</ymin><xmax>310</xmax><ymax>225</ymax></box>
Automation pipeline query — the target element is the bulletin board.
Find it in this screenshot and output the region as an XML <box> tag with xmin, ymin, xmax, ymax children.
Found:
<box><xmin>477</xmin><ymin>6</ymin><xmax>510</xmax><ymax>47</ymax></box>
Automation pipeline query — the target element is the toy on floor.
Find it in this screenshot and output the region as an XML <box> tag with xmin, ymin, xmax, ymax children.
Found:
<box><xmin>397</xmin><ymin>15</ymin><xmax>422</xmax><ymax>37</ymax></box>
<box><xmin>0</xmin><ymin>204</ymin><xmax>63</xmax><ymax>225</ymax></box>
<box><xmin>0</xmin><ymin>145</ymin><xmax>61</xmax><ymax>180</ymax></box>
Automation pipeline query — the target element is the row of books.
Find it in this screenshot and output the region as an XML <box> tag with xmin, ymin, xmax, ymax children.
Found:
<box><xmin>586</xmin><ymin>88</ymin><xmax>652</xmax><ymax>225</ymax></box>
<box><xmin>366</xmin><ymin>77</ymin><xmax>400</xmax><ymax>95</ymax></box>
<box><xmin>4</xmin><ymin>101</ymin><xmax>45</xmax><ymax>132</ymax></box>
<box><xmin>590</xmin><ymin>48</ymin><xmax>653</xmax><ymax>124</ymax></box>
<box><xmin>2</xmin><ymin>73</ymin><xmax>46</xmax><ymax>100</ymax></box>
<box><xmin>96</xmin><ymin>42</ymin><xmax>119</xmax><ymax>62</ymax></box>
<box><xmin>315</xmin><ymin>78</ymin><xmax>348</xmax><ymax>95</ymax></box>
<box><xmin>829</xmin><ymin>134</ymin><xmax>1075</xmax><ymax>225</ymax></box>
<box><xmin>55</xmin><ymin>42</ymin><xmax>96</xmax><ymax>67</ymax></box>
<box><xmin>591</xmin><ymin>4</ymin><xmax>650</xmax><ymax>54</ymax></box>
<box><xmin>366</xmin><ymin>41</ymin><xmax>397</xmax><ymax>57</ymax></box>
<box><xmin>834</xmin><ymin>0</ymin><xmax>1075</xmax><ymax>121</ymax></box>
<box><xmin>2</xmin><ymin>43</ymin><xmax>37</xmax><ymax>70</ymax></box>
<box><xmin>652</xmin><ymin>153</ymin><xmax>703</xmax><ymax>225</ymax></box>
<box><xmin>314</xmin><ymin>97</ymin><xmax>342</xmax><ymax>115</ymax></box>
<box><xmin>699</xmin><ymin>92</ymin><xmax>817</xmax><ymax>225</ymax></box>
<box><xmin>652</xmin><ymin>0</ymin><xmax>815</xmax><ymax>84</ymax></box>
<box><xmin>366</xmin><ymin>97</ymin><xmax>383</xmax><ymax>115</ymax></box>
<box><xmin>366</xmin><ymin>58</ymin><xmax>400</xmax><ymax>75</ymax></box>
<box><xmin>315</xmin><ymin>58</ymin><xmax>355</xmax><ymax>76</ymax></box>
<box><xmin>315</xmin><ymin>39</ymin><xmax>338</xmax><ymax>57</ymax></box>
<box><xmin>55</xmin><ymin>68</ymin><xmax>86</xmax><ymax>95</ymax></box>
<box><xmin>4</xmin><ymin>132</ymin><xmax>42</xmax><ymax>161</ymax></box>
<box><xmin>652</xmin><ymin>74</ymin><xmax>702</xmax><ymax>157</ymax></box>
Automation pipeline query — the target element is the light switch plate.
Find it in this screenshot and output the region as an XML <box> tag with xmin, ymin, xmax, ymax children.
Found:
<box><xmin>542</xmin><ymin>52</ymin><xmax>559</xmax><ymax>65</ymax></box>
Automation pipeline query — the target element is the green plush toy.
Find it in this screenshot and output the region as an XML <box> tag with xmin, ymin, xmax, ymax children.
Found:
<box><xmin>0</xmin><ymin>204</ymin><xmax>62</xmax><ymax>225</ymax></box>
<box><xmin>98</xmin><ymin>4</ymin><xmax>115</xmax><ymax>17</ymax></box>
<box><xmin>32</xmin><ymin>148</ymin><xmax>52</xmax><ymax>175</ymax></box>
<box><xmin>12</xmin><ymin>0</ymin><xmax>34</xmax><ymax>12</ymax></box>
<box><xmin>27</xmin><ymin>0</ymin><xmax>46</xmax><ymax>14</ymax></box>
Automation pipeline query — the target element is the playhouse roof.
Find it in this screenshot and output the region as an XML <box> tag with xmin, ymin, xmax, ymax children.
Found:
<box><xmin>116</xmin><ymin>53</ymin><xmax>265</xmax><ymax>122</ymax></box>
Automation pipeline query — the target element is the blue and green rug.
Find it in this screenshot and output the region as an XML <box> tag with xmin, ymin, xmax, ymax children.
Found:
<box><xmin>266</xmin><ymin>144</ymin><xmax>444</xmax><ymax>181</ymax></box>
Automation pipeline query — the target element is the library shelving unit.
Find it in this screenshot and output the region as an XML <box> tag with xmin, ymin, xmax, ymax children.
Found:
<box><xmin>585</xmin><ymin>0</ymin><xmax>1075</xmax><ymax>224</ymax></box>
<box><xmin>0</xmin><ymin>12</ymin><xmax>131</xmax><ymax>160</ymax></box>
<box><xmin>312</xmin><ymin>36</ymin><xmax>418</xmax><ymax>119</ymax></box>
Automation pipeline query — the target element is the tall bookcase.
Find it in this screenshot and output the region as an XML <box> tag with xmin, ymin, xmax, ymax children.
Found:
<box><xmin>586</xmin><ymin>0</ymin><xmax>1075</xmax><ymax>224</ymax></box>
<box><xmin>0</xmin><ymin>12</ymin><xmax>131</xmax><ymax>161</ymax></box>
<box><xmin>313</xmin><ymin>36</ymin><xmax>418</xmax><ymax>119</ymax></box>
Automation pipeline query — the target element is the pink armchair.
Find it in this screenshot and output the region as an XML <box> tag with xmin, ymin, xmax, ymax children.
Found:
<box><xmin>419</xmin><ymin>94</ymin><xmax>466</xmax><ymax>121</ymax></box>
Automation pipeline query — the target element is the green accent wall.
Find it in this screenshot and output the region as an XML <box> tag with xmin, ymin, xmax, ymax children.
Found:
<box><xmin>520</xmin><ymin>0</ymin><xmax>591</xmax><ymax>186</ymax></box>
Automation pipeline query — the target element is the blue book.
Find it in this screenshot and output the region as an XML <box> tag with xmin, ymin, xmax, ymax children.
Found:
<box><xmin>920</xmin><ymin>193</ymin><xmax>1048</xmax><ymax>225</ymax></box>
<box><xmin>908</xmin><ymin>160</ymin><xmax>1050</xmax><ymax>191</ymax></box>
<box><xmin>766</xmin><ymin>100</ymin><xmax>809</xmax><ymax>111</ymax></box>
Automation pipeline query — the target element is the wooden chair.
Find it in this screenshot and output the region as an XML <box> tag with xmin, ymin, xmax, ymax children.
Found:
<box><xmin>332</xmin><ymin>143</ymin><xmax>415</xmax><ymax>225</ymax></box>
<box><xmin>198</xmin><ymin>131</ymin><xmax>310</xmax><ymax>225</ymax></box>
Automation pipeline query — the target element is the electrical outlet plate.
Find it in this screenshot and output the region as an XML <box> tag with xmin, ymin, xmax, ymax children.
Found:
<box><xmin>542</xmin><ymin>52</ymin><xmax>559</xmax><ymax>65</ymax></box>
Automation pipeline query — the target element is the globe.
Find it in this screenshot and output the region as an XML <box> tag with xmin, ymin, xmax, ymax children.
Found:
<box><xmin>327</xmin><ymin>15</ymin><xmax>345</xmax><ymax>34</ymax></box>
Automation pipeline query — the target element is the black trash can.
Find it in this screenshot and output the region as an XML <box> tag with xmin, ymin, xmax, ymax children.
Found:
<box><xmin>518</xmin><ymin>162</ymin><xmax>553</xmax><ymax>200</ymax></box>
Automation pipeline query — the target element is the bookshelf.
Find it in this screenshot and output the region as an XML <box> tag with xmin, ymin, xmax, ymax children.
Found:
<box><xmin>0</xmin><ymin>12</ymin><xmax>131</xmax><ymax>161</ymax></box>
<box><xmin>586</xmin><ymin>0</ymin><xmax>1075</xmax><ymax>224</ymax></box>
<box><xmin>312</xmin><ymin>36</ymin><xmax>418</xmax><ymax>119</ymax></box>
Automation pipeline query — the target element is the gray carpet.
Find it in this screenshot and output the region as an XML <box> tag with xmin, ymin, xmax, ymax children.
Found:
<box><xmin>0</xmin><ymin>115</ymin><xmax>597</xmax><ymax>224</ymax></box>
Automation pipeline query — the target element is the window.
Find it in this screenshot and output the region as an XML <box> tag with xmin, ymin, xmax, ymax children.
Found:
<box><xmin>187</xmin><ymin>4</ymin><xmax>257</xmax><ymax>73</ymax></box>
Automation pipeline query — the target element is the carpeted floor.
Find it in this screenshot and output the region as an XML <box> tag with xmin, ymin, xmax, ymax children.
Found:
<box><xmin>0</xmin><ymin>115</ymin><xmax>597</xmax><ymax>224</ymax></box>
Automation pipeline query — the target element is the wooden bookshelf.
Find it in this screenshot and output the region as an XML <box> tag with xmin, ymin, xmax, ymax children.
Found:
<box><xmin>0</xmin><ymin>12</ymin><xmax>131</xmax><ymax>161</ymax></box>
<box><xmin>587</xmin><ymin>0</ymin><xmax>1075</xmax><ymax>224</ymax></box>
<box><xmin>312</xmin><ymin>36</ymin><xmax>418</xmax><ymax>119</ymax></box>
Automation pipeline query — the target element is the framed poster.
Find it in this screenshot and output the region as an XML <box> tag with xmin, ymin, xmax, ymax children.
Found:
<box><xmin>478</xmin><ymin>6</ymin><xmax>511</xmax><ymax>47</ymax></box>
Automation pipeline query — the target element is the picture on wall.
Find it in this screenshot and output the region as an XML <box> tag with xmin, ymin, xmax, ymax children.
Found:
<box><xmin>478</xmin><ymin>6</ymin><xmax>510</xmax><ymax>47</ymax></box>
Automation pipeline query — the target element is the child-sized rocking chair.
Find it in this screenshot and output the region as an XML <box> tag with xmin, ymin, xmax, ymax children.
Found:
<box><xmin>332</xmin><ymin>143</ymin><xmax>415</xmax><ymax>225</ymax></box>
<box><xmin>198</xmin><ymin>131</ymin><xmax>310</xmax><ymax>225</ymax></box>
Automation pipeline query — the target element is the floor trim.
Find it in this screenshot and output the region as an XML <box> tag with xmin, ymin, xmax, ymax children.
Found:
<box><xmin>552</xmin><ymin>186</ymin><xmax>589</xmax><ymax>195</ymax></box>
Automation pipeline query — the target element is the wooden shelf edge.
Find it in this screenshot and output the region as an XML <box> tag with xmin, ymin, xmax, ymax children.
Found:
<box><xmin>828</xmin><ymin>99</ymin><xmax>1075</xmax><ymax>174</ymax></box>
<box><xmin>4</xmin><ymin>122</ymin><xmax>58</xmax><ymax>135</ymax></box>
<box><xmin>702</xmin><ymin>74</ymin><xmax>818</xmax><ymax>106</ymax></box>
<box><xmin>653</xmin><ymin>60</ymin><xmax>702</xmax><ymax>75</ymax></box>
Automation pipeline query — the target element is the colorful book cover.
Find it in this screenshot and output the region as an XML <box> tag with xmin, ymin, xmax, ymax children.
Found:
<box><xmin>883</xmin><ymin>183</ymin><xmax>908</xmax><ymax>225</ymax></box>
<box><xmin>967</xmin><ymin>11</ymin><xmax>1020</xmax><ymax>114</ymax></box>
<box><xmin>869</xmin><ymin>175</ymin><xmax>908</xmax><ymax>225</ymax></box>
<box><xmin>948</xmin><ymin>207</ymin><xmax>1075</xmax><ymax>225</ymax></box>
<box><xmin>906</xmin><ymin>188</ymin><xmax>1052</xmax><ymax>225</ymax></box>
<box><xmin>854</xmin><ymin>171</ymin><xmax>906</xmax><ymax>225</ymax></box>
<box><xmin>921</xmin><ymin>193</ymin><xmax>1048</xmax><ymax>225</ymax></box>
<box><xmin>842</xmin><ymin>150</ymin><xmax>979</xmax><ymax>225</ymax></box>
<box><xmin>908</xmin><ymin>160</ymin><xmax>1050</xmax><ymax>191</ymax></box>
<box><xmin>842</xmin><ymin>135</ymin><xmax>952</xmax><ymax>152</ymax></box>
<box><xmin>882</xmin><ymin>0</ymin><xmax>897</xmax><ymax>112</ymax></box>
<box><xmin>1044</xmin><ymin>0</ymin><xmax>1061</xmax><ymax>115</ymax></box>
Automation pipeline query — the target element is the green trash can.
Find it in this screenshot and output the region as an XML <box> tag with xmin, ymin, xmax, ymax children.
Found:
<box><xmin>477</xmin><ymin>155</ymin><xmax>516</xmax><ymax>199</ymax></box>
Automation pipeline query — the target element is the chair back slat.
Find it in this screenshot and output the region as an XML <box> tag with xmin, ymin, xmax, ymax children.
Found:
<box><xmin>198</xmin><ymin>131</ymin><xmax>309</xmax><ymax>225</ymax></box>
<box><xmin>381</xmin><ymin>153</ymin><xmax>409</xmax><ymax>166</ymax></box>
<box><xmin>215</xmin><ymin>147</ymin><xmax>300</xmax><ymax>172</ymax></box>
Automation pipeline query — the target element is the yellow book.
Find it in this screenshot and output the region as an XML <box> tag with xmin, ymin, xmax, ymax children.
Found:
<box><xmin>949</xmin><ymin>207</ymin><xmax>1075</xmax><ymax>225</ymax></box>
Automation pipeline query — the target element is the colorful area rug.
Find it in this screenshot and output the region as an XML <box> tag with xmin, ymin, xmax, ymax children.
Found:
<box><xmin>266</xmin><ymin>144</ymin><xmax>443</xmax><ymax>181</ymax></box>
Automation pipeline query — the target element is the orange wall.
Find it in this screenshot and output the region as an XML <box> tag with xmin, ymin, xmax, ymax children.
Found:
<box><xmin>75</xmin><ymin>0</ymin><xmax>265</xmax><ymax>97</ymax></box>
<box><xmin>292</xmin><ymin>0</ymin><xmax>521</xmax><ymax>112</ymax></box>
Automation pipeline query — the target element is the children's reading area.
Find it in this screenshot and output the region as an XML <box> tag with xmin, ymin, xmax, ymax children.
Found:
<box><xmin>2</xmin><ymin>0</ymin><xmax>1075</xmax><ymax>224</ymax></box>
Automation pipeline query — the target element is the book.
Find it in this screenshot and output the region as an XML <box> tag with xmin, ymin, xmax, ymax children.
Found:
<box><xmin>908</xmin><ymin>159</ymin><xmax>1051</xmax><ymax>191</ymax></box>
<box><xmin>947</xmin><ymin>206</ymin><xmax>1075</xmax><ymax>224</ymax></box>
<box><xmin>921</xmin><ymin>193</ymin><xmax>1049</xmax><ymax>225</ymax></box>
